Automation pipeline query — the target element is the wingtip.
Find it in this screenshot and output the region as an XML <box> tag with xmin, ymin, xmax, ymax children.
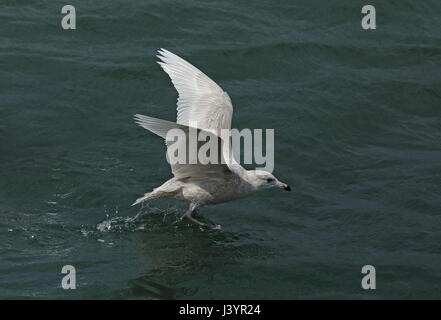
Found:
<box><xmin>133</xmin><ymin>114</ymin><xmax>147</xmax><ymax>128</ymax></box>
<box><xmin>156</xmin><ymin>52</ymin><xmax>168</xmax><ymax>66</ymax></box>
<box><xmin>157</xmin><ymin>48</ymin><xmax>169</xmax><ymax>59</ymax></box>
<box><xmin>157</xmin><ymin>48</ymin><xmax>177</xmax><ymax>62</ymax></box>
<box><xmin>133</xmin><ymin>114</ymin><xmax>153</xmax><ymax>122</ymax></box>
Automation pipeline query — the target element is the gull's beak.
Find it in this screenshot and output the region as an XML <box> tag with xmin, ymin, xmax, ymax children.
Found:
<box><xmin>277</xmin><ymin>182</ymin><xmax>291</xmax><ymax>191</ymax></box>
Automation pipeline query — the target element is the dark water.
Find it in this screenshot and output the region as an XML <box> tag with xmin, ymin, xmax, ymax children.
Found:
<box><xmin>1</xmin><ymin>0</ymin><xmax>441</xmax><ymax>299</ymax></box>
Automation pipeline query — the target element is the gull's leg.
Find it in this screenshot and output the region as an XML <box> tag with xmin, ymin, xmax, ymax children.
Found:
<box><xmin>182</xmin><ymin>204</ymin><xmax>221</xmax><ymax>230</ymax></box>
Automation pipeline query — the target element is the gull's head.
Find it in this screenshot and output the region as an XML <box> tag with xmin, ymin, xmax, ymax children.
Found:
<box><xmin>248</xmin><ymin>170</ymin><xmax>291</xmax><ymax>192</ymax></box>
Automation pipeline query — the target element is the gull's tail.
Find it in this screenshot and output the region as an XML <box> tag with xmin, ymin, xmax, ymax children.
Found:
<box><xmin>131</xmin><ymin>192</ymin><xmax>154</xmax><ymax>206</ymax></box>
<box><xmin>132</xmin><ymin>178</ymin><xmax>183</xmax><ymax>206</ymax></box>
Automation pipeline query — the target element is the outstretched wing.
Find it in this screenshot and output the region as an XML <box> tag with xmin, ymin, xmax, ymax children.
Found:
<box><xmin>157</xmin><ymin>49</ymin><xmax>233</xmax><ymax>135</ymax></box>
<box><xmin>134</xmin><ymin>114</ymin><xmax>245</xmax><ymax>179</ymax></box>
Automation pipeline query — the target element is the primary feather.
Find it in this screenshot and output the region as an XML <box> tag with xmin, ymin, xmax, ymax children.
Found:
<box><xmin>157</xmin><ymin>48</ymin><xmax>233</xmax><ymax>135</ymax></box>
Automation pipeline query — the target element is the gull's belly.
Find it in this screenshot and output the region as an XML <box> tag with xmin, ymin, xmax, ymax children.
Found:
<box><xmin>178</xmin><ymin>177</ymin><xmax>253</xmax><ymax>206</ymax></box>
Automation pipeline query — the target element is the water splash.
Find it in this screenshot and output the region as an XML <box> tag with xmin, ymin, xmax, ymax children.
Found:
<box><xmin>95</xmin><ymin>204</ymin><xmax>181</xmax><ymax>233</ymax></box>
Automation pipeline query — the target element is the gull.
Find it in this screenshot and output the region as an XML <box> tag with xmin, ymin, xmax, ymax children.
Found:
<box><xmin>132</xmin><ymin>49</ymin><xmax>291</xmax><ymax>229</ymax></box>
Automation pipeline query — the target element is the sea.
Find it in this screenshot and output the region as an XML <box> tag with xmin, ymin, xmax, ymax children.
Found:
<box><xmin>0</xmin><ymin>0</ymin><xmax>440</xmax><ymax>299</ymax></box>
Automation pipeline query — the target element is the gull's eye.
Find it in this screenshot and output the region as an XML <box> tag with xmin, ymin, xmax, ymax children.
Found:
<box><xmin>267</xmin><ymin>178</ymin><xmax>274</xmax><ymax>183</ymax></box>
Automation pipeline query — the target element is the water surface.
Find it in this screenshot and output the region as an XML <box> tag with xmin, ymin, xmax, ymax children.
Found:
<box><xmin>1</xmin><ymin>0</ymin><xmax>440</xmax><ymax>299</ymax></box>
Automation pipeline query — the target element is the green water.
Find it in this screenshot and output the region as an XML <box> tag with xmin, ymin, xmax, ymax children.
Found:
<box><xmin>1</xmin><ymin>0</ymin><xmax>440</xmax><ymax>299</ymax></box>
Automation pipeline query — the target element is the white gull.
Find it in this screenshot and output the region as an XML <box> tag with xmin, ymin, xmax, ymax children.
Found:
<box><xmin>132</xmin><ymin>49</ymin><xmax>290</xmax><ymax>229</ymax></box>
